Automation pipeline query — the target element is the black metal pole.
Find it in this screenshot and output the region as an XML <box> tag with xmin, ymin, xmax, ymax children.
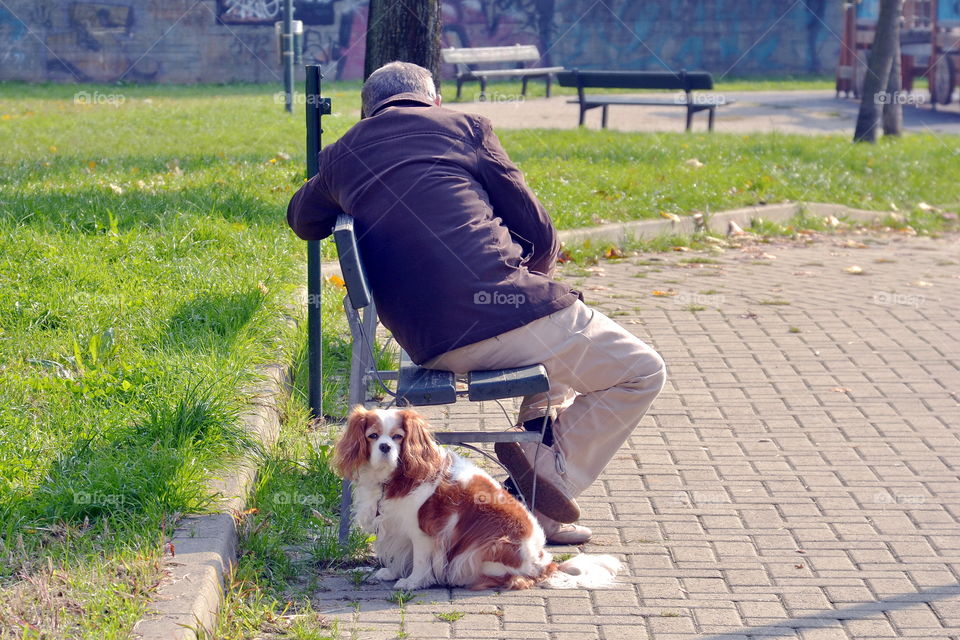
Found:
<box><xmin>306</xmin><ymin>65</ymin><xmax>322</xmax><ymax>418</ymax></box>
<box><xmin>282</xmin><ymin>0</ymin><xmax>294</xmax><ymax>113</ymax></box>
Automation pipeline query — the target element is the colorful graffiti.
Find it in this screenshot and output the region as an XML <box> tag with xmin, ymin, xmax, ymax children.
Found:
<box><xmin>0</xmin><ymin>7</ymin><xmax>28</xmax><ymax>70</ymax></box>
<box><xmin>0</xmin><ymin>0</ymin><xmax>842</xmax><ymax>84</ymax></box>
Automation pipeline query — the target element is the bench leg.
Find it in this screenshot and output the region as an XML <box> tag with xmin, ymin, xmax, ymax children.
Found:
<box><xmin>579</xmin><ymin>105</ymin><xmax>586</xmax><ymax>126</ymax></box>
<box><xmin>545</xmin><ymin>75</ymin><xmax>552</xmax><ymax>98</ymax></box>
<box><xmin>479</xmin><ymin>77</ymin><xmax>487</xmax><ymax>101</ymax></box>
<box><xmin>521</xmin><ymin>76</ymin><xmax>528</xmax><ymax>97</ymax></box>
<box><xmin>338</xmin><ymin>478</ymin><xmax>353</xmax><ymax>545</ymax></box>
<box><xmin>708</xmin><ymin>106</ymin><xmax>715</xmax><ymax>132</ymax></box>
<box><xmin>685</xmin><ymin>106</ymin><xmax>694</xmax><ymax>132</ymax></box>
<box><xmin>601</xmin><ymin>105</ymin><xmax>609</xmax><ymax>129</ymax></box>
<box><xmin>456</xmin><ymin>78</ymin><xmax>463</xmax><ymax>100</ymax></box>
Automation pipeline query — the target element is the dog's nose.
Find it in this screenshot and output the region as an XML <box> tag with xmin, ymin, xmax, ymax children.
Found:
<box><xmin>379</xmin><ymin>442</ymin><xmax>391</xmax><ymax>454</ymax></box>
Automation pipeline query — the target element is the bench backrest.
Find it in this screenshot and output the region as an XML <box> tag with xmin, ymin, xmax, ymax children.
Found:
<box><xmin>333</xmin><ymin>214</ymin><xmax>372</xmax><ymax>310</ymax></box>
<box><xmin>441</xmin><ymin>44</ymin><xmax>541</xmax><ymax>65</ymax></box>
<box><xmin>556</xmin><ymin>70</ymin><xmax>714</xmax><ymax>92</ymax></box>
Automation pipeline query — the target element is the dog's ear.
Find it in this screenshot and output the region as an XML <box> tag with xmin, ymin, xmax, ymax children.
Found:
<box><xmin>333</xmin><ymin>405</ymin><xmax>371</xmax><ymax>479</ymax></box>
<box><xmin>397</xmin><ymin>409</ymin><xmax>443</xmax><ymax>483</ymax></box>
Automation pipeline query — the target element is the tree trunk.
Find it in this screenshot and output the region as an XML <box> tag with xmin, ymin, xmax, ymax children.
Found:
<box><xmin>882</xmin><ymin>31</ymin><xmax>903</xmax><ymax>136</ymax></box>
<box><xmin>853</xmin><ymin>0</ymin><xmax>903</xmax><ymax>142</ymax></box>
<box><xmin>364</xmin><ymin>0</ymin><xmax>442</xmax><ymax>94</ymax></box>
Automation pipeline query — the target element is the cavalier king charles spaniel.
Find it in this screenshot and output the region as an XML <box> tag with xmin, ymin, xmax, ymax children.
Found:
<box><xmin>333</xmin><ymin>406</ymin><xmax>621</xmax><ymax>590</ymax></box>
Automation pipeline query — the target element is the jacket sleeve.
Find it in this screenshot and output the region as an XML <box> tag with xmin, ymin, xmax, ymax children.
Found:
<box><xmin>474</xmin><ymin>117</ymin><xmax>560</xmax><ymax>275</ymax></box>
<box><xmin>286</xmin><ymin>167</ymin><xmax>344</xmax><ymax>241</ymax></box>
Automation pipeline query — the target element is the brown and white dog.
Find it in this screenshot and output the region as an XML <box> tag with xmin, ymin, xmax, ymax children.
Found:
<box><xmin>333</xmin><ymin>406</ymin><xmax>621</xmax><ymax>590</ymax></box>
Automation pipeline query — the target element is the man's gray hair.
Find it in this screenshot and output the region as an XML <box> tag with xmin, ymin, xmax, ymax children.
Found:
<box><xmin>361</xmin><ymin>61</ymin><xmax>437</xmax><ymax>116</ymax></box>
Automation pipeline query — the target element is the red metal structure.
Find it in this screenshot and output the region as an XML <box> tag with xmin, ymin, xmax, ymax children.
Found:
<box><xmin>837</xmin><ymin>0</ymin><xmax>959</xmax><ymax>105</ymax></box>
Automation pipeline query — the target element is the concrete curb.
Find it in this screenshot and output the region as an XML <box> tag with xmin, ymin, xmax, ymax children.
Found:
<box><xmin>556</xmin><ymin>201</ymin><xmax>890</xmax><ymax>246</ymax></box>
<box><xmin>132</xmin><ymin>360</ymin><xmax>291</xmax><ymax>638</ymax></box>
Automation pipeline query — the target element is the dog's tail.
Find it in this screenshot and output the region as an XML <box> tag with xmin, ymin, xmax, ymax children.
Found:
<box><xmin>543</xmin><ymin>554</ymin><xmax>622</xmax><ymax>589</ymax></box>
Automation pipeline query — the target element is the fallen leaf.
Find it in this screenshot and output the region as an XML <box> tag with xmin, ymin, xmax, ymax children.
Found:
<box><xmin>164</xmin><ymin>542</ymin><xmax>176</xmax><ymax>557</ymax></box>
<box><xmin>844</xmin><ymin>265</ymin><xmax>864</xmax><ymax>275</ymax></box>
<box><xmin>840</xmin><ymin>240</ymin><xmax>867</xmax><ymax>248</ymax></box>
<box><xmin>671</xmin><ymin>246</ymin><xmax>690</xmax><ymax>252</ymax></box>
<box><xmin>605</xmin><ymin>247</ymin><xmax>624</xmax><ymax>259</ymax></box>
<box><xmin>684</xmin><ymin>158</ymin><xmax>705</xmax><ymax>168</ymax></box>
<box><xmin>326</xmin><ymin>274</ymin><xmax>346</xmax><ymax>288</ymax></box>
<box><xmin>728</xmin><ymin>221</ymin><xmax>745</xmax><ymax>236</ymax></box>
<box><xmin>830</xmin><ymin>387</ymin><xmax>851</xmax><ymax>393</ymax></box>
<box><xmin>659</xmin><ymin>211</ymin><xmax>681</xmax><ymax>222</ymax></box>
<box><xmin>795</xmin><ymin>564</ymin><xmax>805</xmax><ymax>569</ymax></box>
<box><xmin>917</xmin><ymin>202</ymin><xmax>935</xmax><ymax>212</ymax></box>
<box><xmin>652</xmin><ymin>290</ymin><xmax>676</xmax><ymax>297</ymax></box>
<box><xmin>912</xmin><ymin>280</ymin><xmax>932</xmax><ymax>288</ymax></box>
<box><xmin>826</xmin><ymin>215</ymin><xmax>841</xmax><ymax>227</ymax></box>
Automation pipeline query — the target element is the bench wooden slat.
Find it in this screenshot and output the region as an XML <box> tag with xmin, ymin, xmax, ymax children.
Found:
<box><xmin>333</xmin><ymin>213</ymin><xmax>372</xmax><ymax>310</ymax></box>
<box><xmin>468</xmin><ymin>365</ymin><xmax>550</xmax><ymax>402</ymax></box>
<box><xmin>469</xmin><ymin>66</ymin><xmax>564</xmax><ymax>78</ymax></box>
<box><xmin>557</xmin><ymin>70</ymin><xmax>714</xmax><ymax>91</ymax></box>
<box><xmin>442</xmin><ymin>45</ymin><xmax>540</xmax><ymax>64</ymax></box>
<box><xmin>396</xmin><ymin>350</ymin><xmax>457</xmax><ymax>407</ymax></box>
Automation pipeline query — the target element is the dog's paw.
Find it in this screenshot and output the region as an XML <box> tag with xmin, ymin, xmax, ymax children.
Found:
<box><xmin>372</xmin><ymin>567</ymin><xmax>397</xmax><ymax>582</ymax></box>
<box><xmin>393</xmin><ymin>576</ymin><xmax>425</xmax><ymax>591</ymax></box>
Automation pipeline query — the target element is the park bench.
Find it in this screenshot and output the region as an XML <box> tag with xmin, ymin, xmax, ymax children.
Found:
<box><xmin>441</xmin><ymin>44</ymin><xmax>564</xmax><ymax>100</ymax></box>
<box><xmin>556</xmin><ymin>69</ymin><xmax>730</xmax><ymax>131</ymax></box>
<box><xmin>331</xmin><ymin>214</ymin><xmax>552</xmax><ymax>543</ymax></box>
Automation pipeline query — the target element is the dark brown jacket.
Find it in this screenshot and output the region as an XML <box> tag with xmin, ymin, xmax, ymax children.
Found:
<box><xmin>287</xmin><ymin>93</ymin><xmax>577</xmax><ymax>364</ymax></box>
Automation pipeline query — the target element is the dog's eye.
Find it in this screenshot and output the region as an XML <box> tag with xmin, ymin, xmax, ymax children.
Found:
<box><xmin>367</xmin><ymin>433</ymin><xmax>377</xmax><ymax>440</ymax></box>
<box><xmin>392</xmin><ymin>434</ymin><xmax>403</xmax><ymax>441</ymax></box>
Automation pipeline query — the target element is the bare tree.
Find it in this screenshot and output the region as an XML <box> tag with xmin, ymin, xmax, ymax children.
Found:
<box><xmin>882</xmin><ymin>27</ymin><xmax>903</xmax><ymax>136</ymax></box>
<box><xmin>854</xmin><ymin>0</ymin><xmax>903</xmax><ymax>142</ymax></box>
<box><xmin>364</xmin><ymin>0</ymin><xmax>443</xmax><ymax>94</ymax></box>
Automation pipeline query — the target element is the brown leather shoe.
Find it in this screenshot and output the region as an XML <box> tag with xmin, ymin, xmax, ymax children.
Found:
<box><xmin>494</xmin><ymin>438</ymin><xmax>580</xmax><ymax>524</ymax></box>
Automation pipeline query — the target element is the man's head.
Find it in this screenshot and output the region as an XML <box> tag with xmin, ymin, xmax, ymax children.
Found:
<box><xmin>361</xmin><ymin>61</ymin><xmax>439</xmax><ymax>117</ymax></box>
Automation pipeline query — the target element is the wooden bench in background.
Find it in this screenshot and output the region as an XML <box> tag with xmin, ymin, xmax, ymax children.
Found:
<box><xmin>442</xmin><ymin>44</ymin><xmax>564</xmax><ymax>100</ymax></box>
<box><xmin>556</xmin><ymin>69</ymin><xmax>731</xmax><ymax>131</ymax></box>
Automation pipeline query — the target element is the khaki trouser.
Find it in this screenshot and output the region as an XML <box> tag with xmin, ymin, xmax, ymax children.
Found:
<box><xmin>423</xmin><ymin>300</ymin><xmax>666</xmax><ymax>500</ymax></box>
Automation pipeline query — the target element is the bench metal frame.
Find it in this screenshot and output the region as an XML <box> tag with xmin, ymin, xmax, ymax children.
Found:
<box><xmin>331</xmin><ymin>214</ymin><xmax>552</xmax><ymax>544</ymax></box>
<box><xmin>442</xmin><ymin>45</ymin><xmax>563</xmax><ymax>100</ymax></box>
<box><xmin>557</xmin><ymin>69</ymin><xmax>730</xmax><ymax>131</ymax></box>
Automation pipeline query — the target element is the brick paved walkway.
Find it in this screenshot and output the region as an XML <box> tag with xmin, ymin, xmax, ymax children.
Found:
<box><xmin>314</xmin><ymin>232</ymin><xmax>960</xmax><ymax>640</ymax></box>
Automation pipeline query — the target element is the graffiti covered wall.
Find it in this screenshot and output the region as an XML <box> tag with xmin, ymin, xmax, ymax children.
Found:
<box><xmin>0</xmin><ymin>0</ymin><xmax>840</xmax><ymax>84</ymax></box>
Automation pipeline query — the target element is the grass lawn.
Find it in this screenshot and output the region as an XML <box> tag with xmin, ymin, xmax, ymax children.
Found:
<box><xmin>0</xmin><ymin>80</ymin><xmax>957</xmax><ymax>637</ymax></box>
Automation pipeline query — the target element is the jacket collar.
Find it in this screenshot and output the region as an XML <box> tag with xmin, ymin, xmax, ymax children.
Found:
<box><xmin>366</xmin><ymin>92</ymin><xmax>436</xmax><ymax>118</ymax></box>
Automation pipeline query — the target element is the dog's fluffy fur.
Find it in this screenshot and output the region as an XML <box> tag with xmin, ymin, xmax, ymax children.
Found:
<box><xmin>333</xmin><ymin>406</ymin><xmax>621</xmax><ymax>590</ymax></box>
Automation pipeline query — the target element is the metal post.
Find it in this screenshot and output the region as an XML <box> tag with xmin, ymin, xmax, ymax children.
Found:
<box><xmin>306</xmin><ymin>65</ymin><xmax>323</xmax><ymax>418</ymax></box>
<box><xmin>282</xmin><ymin>0</ymin><xmax>294</xmax><ymax>113</ymax></box>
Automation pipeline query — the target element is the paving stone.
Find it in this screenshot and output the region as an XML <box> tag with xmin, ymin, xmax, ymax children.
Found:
<box><xmin>308</xmin><ymin>233</ymin><xmax>960</xmax><ymax>640</ymax></box>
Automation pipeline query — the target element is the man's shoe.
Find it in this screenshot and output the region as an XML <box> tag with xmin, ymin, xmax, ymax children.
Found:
<box><xmin>495</xmin><ymin>434</ymin><xmax>580</xmax><ymax>524</ymax></box>
<box><xmin>543</xmin><ymin>522</ymin><xmax>592</xmax><ymax>545</ymax></box>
